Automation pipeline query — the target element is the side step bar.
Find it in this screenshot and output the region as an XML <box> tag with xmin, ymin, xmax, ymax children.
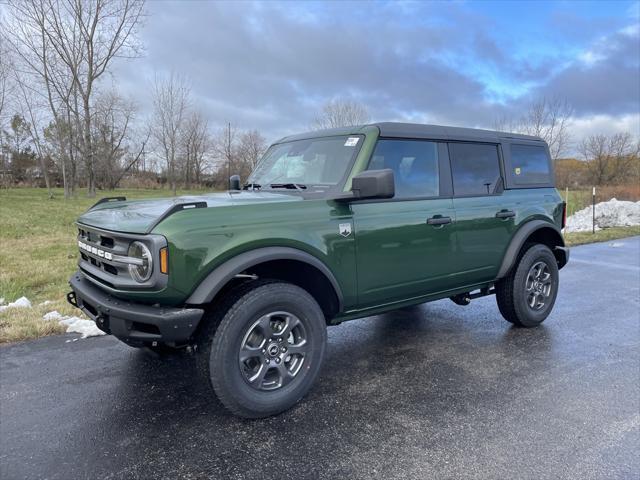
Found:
<box><xmin>450</xmin><ymin>287</ymin><xmax>495</xmax><ymax>306</ymax></box>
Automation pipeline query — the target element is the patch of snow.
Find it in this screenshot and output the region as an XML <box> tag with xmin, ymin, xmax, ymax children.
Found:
<box><xmin>565</xmin><ymin>198</ymin><xmax>640</xmax><ymax>233</ymax></box>
<box><xmin>10</xmin><ymin>296</ymin><xmax>32</xmax><ymax>308</ymax></box>
<box><xmin>0</xmin><ymin>296</ymin><xmax>32</xmax><ymax>313</ymax></box>
<box><xmin>0</xmin><ymin>298</ymin><xmax>5</xmax><ymax>305</ymax></box>
<box><xmin>39</xmin><ymin>300</ymin><xmax>54</xmax><ymax>307</ymax></box>
<box><xmin>43</xmin><ymin>310</ymin><xmax>65</xmax><ymax>322</ymax></box>
<box><xmin>40</xmin><ymin>309</ymin><xmax>105</xmax><ymax>340</ymax></box>
<box><xmin>608</xmin><ymin>242</ymin><xmax>625</xmax><ymax>248</ymax></box>
<box><xmin>59</xmin><ymin>316</ymin><xmax>105</xmax><ymax>339</ymax></box>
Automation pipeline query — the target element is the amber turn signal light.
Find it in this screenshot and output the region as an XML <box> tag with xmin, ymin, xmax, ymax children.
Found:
<box><xmin>159</xmin><ymin>247</ymin><xmax>169</xmax><ymax>274</ymax></box>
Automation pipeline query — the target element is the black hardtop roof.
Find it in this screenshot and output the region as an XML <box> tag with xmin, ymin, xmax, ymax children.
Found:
<box><xmin>275</xmin><ymin>122</ymin><xmax>544</xmax><ymax>144</ymax></box>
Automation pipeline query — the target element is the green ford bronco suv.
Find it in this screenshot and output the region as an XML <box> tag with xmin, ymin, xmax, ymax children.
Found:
<box><xmin>68</xmin><ymin>122</ymin><xmax>569</xmax><ymax>418</ymax></box>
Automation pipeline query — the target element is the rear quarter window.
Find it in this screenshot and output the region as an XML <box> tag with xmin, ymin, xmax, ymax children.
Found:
<box><xmin>510</xmin><ymin>144</ymin><xmax>552</xmax><ymax>185</ymax></box>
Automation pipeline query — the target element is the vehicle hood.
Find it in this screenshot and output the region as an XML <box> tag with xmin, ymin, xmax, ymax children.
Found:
<box><xmin>77</xmin><ymin>191</ymin><xmax>302</xmax><ymax>234</ymax></box>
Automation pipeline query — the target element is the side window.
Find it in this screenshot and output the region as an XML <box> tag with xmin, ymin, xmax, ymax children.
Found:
<box><xmin>368</xmin><ymin>139</ymin><xmax>439</xmax><ymax>198</ymax></box>
<box><xmin>449</xmin><ymin>143</ymin><xmax>501</xmax><ymax>196</ymax></box>
<box><xmin>510</xmin><ymin>144</ymin><xmax>551</xmax><ymax>185</ymax></box>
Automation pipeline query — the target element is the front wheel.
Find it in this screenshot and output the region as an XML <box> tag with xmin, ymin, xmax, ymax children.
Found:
<box><xmin>196</xmin><ymin>280</ymin><xmax>327</xmax><ymax>418</ymax></box>
<box><xmin>495</xmin><ymin>243</ymin><xmax>559</xmax><ymax>327</ymax></box>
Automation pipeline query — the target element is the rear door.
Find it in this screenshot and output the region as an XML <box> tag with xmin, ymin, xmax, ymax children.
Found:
<box><xmin>448</xmin><ymin>142</ymin><xmax>516</xmax><ymax>285</ymax></box>
<box><xmin>351</xmin><ymin>139</ymin><xmax>459</xmax><ymax>308</ymax></box>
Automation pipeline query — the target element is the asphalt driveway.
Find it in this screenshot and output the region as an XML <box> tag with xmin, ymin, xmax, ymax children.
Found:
<box><xmin>1</xmin><ymin>238</ymin><xmax>639</xmax><ymax>480</ymax></box>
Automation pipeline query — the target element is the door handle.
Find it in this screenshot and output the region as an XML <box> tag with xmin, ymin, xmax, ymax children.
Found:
<box><xmin>495</xmin><ymin>210</ymin><xmax>516</xmax><ymax>219</ymax></box>
<box><xmin>427</xmin><ymin>215</ymin><xmax>452</xmax><ymax>226</ymax></box>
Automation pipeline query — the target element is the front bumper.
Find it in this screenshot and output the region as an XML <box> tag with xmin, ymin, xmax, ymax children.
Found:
<box><xmin>68</xmin><ymin>272</ymin><xmax>204</xmax><ymax>347</ymax></box>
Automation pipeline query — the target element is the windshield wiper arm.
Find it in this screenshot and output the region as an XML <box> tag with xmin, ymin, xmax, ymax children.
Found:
<box><xmin>269</xmin><ymin>183</ymin><xmax>307</xmax><ymax>190</ymax></box>
<box><xmin>242</xmin><ymin>183</ymin><xmax>261</xmax><ymax>190</ymax></box>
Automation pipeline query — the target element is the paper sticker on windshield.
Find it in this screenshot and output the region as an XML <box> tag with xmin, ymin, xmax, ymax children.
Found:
<box><xmin>514</xmin><ymin>167</ymin><xmax>522</xmax><ymax>175</ymax></box>
<box><xmin>344</xmin><ymin>137</ymin><xmax>359</xmax><ymax>147</ymax></box>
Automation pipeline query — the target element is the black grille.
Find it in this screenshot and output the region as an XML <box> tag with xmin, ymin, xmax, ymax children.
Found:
<box><xmin>103</xmin><ymin>264</ymin><xmax>117</xmax><ymax>275</ymax></box>
<box><xmin>100</xmin><ymin>236</ymin><xmax>115</xmax><ymax>248</ymax></box>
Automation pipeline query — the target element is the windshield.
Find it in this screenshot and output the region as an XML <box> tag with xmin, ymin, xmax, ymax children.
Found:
<box><xmin>246</xmin><ymin>135</ymin><xmax>363</xmax><ymax>192</ymax></box>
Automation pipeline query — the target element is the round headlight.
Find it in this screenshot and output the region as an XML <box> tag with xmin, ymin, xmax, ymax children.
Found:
<box><xmin>128</xmin><ymin>241</ymin><xmax>153</xmax><ymax>282</ymax></box>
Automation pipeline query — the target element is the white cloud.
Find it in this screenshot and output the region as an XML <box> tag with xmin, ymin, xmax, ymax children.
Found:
<box><xmin>570</xmin><ymin>113</ymin><xmax>640</xmax><ymax>142</ymax></box>
<box><xmin>578</xmin><ymin>49</ymin><xmax>606</xmax><ymax>66</ymax></box>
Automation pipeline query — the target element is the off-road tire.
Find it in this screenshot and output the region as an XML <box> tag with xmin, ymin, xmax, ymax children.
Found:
<box><xmin>195</xmin><ymin>280</ymin><xmax>327</xmax><ymax>418</ymax></box>
<box><xmin>495</xmin><ymin>243</ymin><xmax>559</xmax><ymax>327</ymax></box>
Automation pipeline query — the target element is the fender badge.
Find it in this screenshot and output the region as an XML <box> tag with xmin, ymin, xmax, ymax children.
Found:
<box><xmin>339</xmin><ymin>223</ymin><xmax>352</xmax><ymax>237</ymax></box>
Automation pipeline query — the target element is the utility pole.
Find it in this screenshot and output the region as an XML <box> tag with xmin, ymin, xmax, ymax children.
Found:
<box><xmin>227</xmin><ymin>121</ymin><xmax>231</xmax><ymax>190</ymax></box>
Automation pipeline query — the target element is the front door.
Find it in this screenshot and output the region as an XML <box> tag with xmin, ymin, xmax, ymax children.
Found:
<box><xmin>351</xmin><ymin>139</ymin><xmax>459</xmax><ymax>308</ymax></box>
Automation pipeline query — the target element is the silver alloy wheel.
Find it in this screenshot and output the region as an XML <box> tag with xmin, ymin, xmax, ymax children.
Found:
<box><xmin>525</xmin><ymin>261</ymin><xmax>553</xmax><ymax>310</ymax></box>
<box><xmin>238</xmin><ymin>311</ymin><xmax>309</xmax><ymax>391</ymax></box>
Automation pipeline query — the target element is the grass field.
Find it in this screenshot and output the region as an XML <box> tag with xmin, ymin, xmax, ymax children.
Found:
<box><xmin>564</xmin><ymin>226</ymin><xmax>640</xmax><ymax>246</ymax></box>
<box><xmin>0</xmin><ymin>187</ymin><xmax>638</xmax><ymax>344</ymax></box>
<box><xmin>0</xmin><ymin>187</ymin><xmax>207</xmax><ymax>344</ymax></box>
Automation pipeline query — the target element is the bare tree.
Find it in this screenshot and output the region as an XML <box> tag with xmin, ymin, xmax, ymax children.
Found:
<box><xmin>312</xmin><ymin>98</ymin><xmax>371</xmax><ymax>130</ymax></box>
<box><xmin>92</xmin><ymin>91</ymin><xmax>139</xmax><ymax>189</ymax></box>
<box><xmin>4</xmin><ymin>113</ymin><xmax>37</xmax><ymax>183</ymax></box>
<box><xmin>14</xmin><ymin>77</ymin><xmax>53</xmax><ymax>196</ymax></box>
<box><xmin>579</xmin><ymin>132</ymin><xmax>639</xmax><ymax>186</ymax></box>
<box><xmin>5</xmin><ymin>0</ymin><xmax>77</xmax><ymax>196</ymax></box>
<box><xmin>0</xmin><ymin>32</ymin><xmax>14</xmax><ymax>124</ymax></box>
<box><xmin>236</xmin><ymin>129</ymin><xmax>267</xmax><ymax>178</ymax></box>
<box><xmin>45</xmin><ymin>0</ymin><xmax>145</xmax><ymax>196</ymax></box>
<box><xmin>181</xmin><ymin>111</ymin><xmax>210</xmax><ymax>188</ymax></box>
<box><xmin>109</xmin><ymin>129</ymin><xmax>150</xmax><ymax>189</ymax></box>
<box><xmin>5</xmin><ymin>0</ymin><xmax>145</xmax><ymax>196</ymax></box>
<box><xmin>495</xmin><ymin>98</ymin><xmax>572</xmax><ymax>161</ymax></box>
<box><xmin>0</xmin><ymin>31</ymin><xmax>13</xmax><ymax>187</ymax></box>
<box><xmin>151</xmin><ymin>73</ymin><xmax>190</xmax><ymax>195</ymax></box>
<box><xmin>213</xmin><ymin>122</ymin><xmax>238</xmax><ymax>188</ymax></box>
<box><xmin>522</xmin><ymin>98</ymin><xmax>572</xmax><ymax>161</ymax></box>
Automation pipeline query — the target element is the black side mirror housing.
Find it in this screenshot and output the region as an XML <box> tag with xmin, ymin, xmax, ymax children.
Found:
<box><xmin>350</xmin><ymin>169</ymin><xmax>395</xmax><ymax>200</ymax></box>
<box><xmin>229</xmin><ymin>175</ymin><xmax>241</xmax><ymax>191</ymax></box>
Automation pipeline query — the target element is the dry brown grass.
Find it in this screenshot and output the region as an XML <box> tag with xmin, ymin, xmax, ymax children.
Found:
<box><xmin>0</xmin><ymin>301</ymin><xmax>75</xmax><ymax>344</ymax></box>
<box><xmin>596</xmin><ymin>184</ymin><xmax>640</xmax><ymax>202</ymax></box>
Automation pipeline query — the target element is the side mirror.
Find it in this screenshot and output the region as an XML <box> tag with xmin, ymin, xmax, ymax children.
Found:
<box><xmin>229</xmin><ymin>174</ymin><xmax>241</xmax><ymax>191</ymax></box>
<box><xmin>351</xmin><ymin>169</ymin><xmax>395</xmax><ymax>200</ymax></box>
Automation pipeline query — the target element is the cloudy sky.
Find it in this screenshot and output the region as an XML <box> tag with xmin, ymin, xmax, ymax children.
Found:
<box><xmin>112</xmin><ymin>0</ymin><xmax>640</xmax><ymax>144</ymax></box>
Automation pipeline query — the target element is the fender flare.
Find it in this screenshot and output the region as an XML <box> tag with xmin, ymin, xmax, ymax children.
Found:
<box><xmin>185</xmin><ymin>246</ymin><xmax>344</xmax><ymax>310</ymax></box>
<box><xmin>496</xmin><ymin>220</ymin><xmax>566</xmax><ymax>279</ymax></box>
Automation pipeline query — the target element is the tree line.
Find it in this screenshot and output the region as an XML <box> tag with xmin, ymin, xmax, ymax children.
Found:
<box><xmin>0</xmin><ymin>0</ymin><xmax>269</xmax><ymax>197</ymax></box>
<box><xmin>494</xmin><ymin>97</ymin><xmax>639</xmax><ymax>189</ymax></box>
<box><xmin>0</xmin><ymin>1</ymin><xmax>637</xmax><ymax>198</ymax></box>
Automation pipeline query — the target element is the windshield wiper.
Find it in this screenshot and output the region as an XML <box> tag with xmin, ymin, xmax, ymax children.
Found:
<box><xmin>242</xmin><ymin>183</ymin><xmax>261</xmax><ymax>190</ymax></box>
<box><xmin>269</xmin><ymin>183</ymin><xmax>307</xmax><ymax>190</ymax></box>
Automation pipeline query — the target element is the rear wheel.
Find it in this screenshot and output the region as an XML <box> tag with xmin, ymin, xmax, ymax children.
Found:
<box><xmin>495</xmin><ymin>243</ymin><xmax>559</xmax><ymax>327</ymax></box>
<box><xmin>196</xmin><ymin>280</ymin><xmax>327</xmax><ymax>418</ymax></box>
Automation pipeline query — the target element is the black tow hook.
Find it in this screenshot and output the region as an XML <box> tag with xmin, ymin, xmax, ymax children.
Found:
<box><xmin>66</xmin><ymin>291</ymin><xmax>78</xmax><ymax>308</ymax></box>
<box><xmin>450</xmin><ymin>293</ymin><xmax>471</xmax><ymax>306</ymax></box>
